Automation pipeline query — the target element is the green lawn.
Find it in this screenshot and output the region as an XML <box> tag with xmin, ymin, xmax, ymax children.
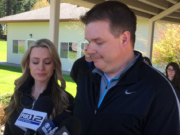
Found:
<box><xmin>0</xmin><ymin>40</ymin><xmax>7</xmax><ymax>61</ymax></box>
<box><xmin>0</xmin><ymin>40</ymin><xmax>77</xmax><ymax>97</ymax></box>
<box><xmin>0</xmin><ymin>65</ymin><xmax>77</xmax><ymax>97</ymax></box>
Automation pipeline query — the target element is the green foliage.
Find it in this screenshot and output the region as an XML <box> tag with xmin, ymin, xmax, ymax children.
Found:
<box><xmin>13</xmin><ymin>0</ymin><xmax>25</xmax><ymax>14</ymax></box>
<box><xmin>0</xmin><ymin>0</ymin><xmax>6</xmax><ymax>17</ymax></box>
<box><xmin>0</xmin><ymin>0</ymin><xmax>6</xmax><ymax>39</ymax></box>
<box><xmin>0</xmin><ymin>25</ymin><xmax>3</xmax><ymax>39</ymax></box>
<box><xmin>0</xmin><ymin>92</ymin><xmax>13</xmax><ymax>106</ymax></box>
<box><xmin>0</xmin><ymin>0</ymin><xmax>47</xmax><ymax>16</ymax></box>
<box><xmin>153</xmin><ymin>23</ymin><xmax>180</xmax><ymax>68</ymax></box>
<box><xmin>138</xmin><ymin>23</ymin><xmax>180</xmax><ymax>68</ymax></box>
<box><xmin>31</xmin><ymin>0</ymin><xmax>50</xmax><ymax>10</ymax></box>
<box><xmin>24</xmin><ymin>0</ymin><xmax>38</xmax><ymax>11</ymax></box>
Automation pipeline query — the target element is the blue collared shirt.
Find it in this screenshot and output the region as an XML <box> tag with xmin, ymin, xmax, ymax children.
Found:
<box><xmin>92</xmin><ymin>52</ymin><xmax>140</xmax><ymax>108</ymax></box>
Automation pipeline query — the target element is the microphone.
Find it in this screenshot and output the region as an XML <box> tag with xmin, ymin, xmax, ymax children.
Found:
<box><xmin>53</xmin><ymin>117</ymin><xmax>82</xmax><ymax>135</ymax></box>
<box><xmin>37</xmin><ymin>112</ymin><xmax>72</xmax><ymax>135</ymax></box>
<box><xmin>15</xmin><ymin>96</ymin><xmax>54</xmax><ymax>135</ymax></box>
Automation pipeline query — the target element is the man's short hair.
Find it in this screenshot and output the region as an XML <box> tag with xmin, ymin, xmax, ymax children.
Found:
<box><xmin>81</xmin><ymin>1</ymin><xmax>137</xmax><ymax>46</ymax></box>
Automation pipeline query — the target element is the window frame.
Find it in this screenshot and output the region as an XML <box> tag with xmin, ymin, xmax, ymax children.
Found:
<box><xmin>27</xmin><ymin>39</ymin><xmax>36</xmax><ymax>50</ymax></box>
<box><xmin>59</xmin><ymin>42</ymin><xmax>78</xmax><ymax>60</ymax></box>
<box><xmin>12</xmin><ymin>39</ymin><xmax>26</xmax><ymax>54</ymax></box>
<box><xmin>80</xmin><ymin>42</ymin><xmax>88</xmax><ymax>57</ymax></box>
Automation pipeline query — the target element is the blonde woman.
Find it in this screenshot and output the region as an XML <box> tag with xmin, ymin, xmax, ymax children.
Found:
<box><xmin>4</xmin><ymin>39</ymin><xmax>74</xmax><ymax>134</ymax></box>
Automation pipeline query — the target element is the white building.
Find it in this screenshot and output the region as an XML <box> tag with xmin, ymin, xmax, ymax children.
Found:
<box><xmin>0</xmin><ymin>3</ymin><xmax>165</xmax><ymax>72</ymax></box>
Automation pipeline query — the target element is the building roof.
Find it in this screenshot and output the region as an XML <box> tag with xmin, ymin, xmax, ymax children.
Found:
<box><xmin>0</xmin><ymin>3</ymin><xmax>89</xmax><ymax>23</ymax></box>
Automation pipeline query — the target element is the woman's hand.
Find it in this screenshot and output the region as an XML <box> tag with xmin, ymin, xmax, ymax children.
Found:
<box><xmin>84</xmin><ymin>45</ymin><xmax>93</xmax><ymax>62</ymax></box>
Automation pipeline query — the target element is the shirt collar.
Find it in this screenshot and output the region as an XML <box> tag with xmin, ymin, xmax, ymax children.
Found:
<box><xmin>18</xmin><ymin>75</ymin><xmax>52</xmax><ymax>96</ymax></box>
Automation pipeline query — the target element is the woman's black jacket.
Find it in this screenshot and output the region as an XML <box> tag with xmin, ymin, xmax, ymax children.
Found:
<box><xmin>4</xmin><ymin>76</ymin><xmax>74</xmax><ymax>135</ymax></box>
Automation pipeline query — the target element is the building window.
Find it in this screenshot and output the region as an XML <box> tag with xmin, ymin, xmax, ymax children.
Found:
<box><xmin>12</xmin><ymin>40</ymin><xmax>25</xmax><ymax>54</ymax></box>
<box><xmin>60</xmin><ymin>42</ymin><xmax>77</xmax><ymax>60</ymax></box>
<box><xmin>81</xmin><ymin>43</ymin><xmax>88</xmax><ymax>57</ymax></box>
<box><xmin>27</xmin><ymin>39</ymin><xmax>36</xmax><ymax>48</ymax></box>
<box><xmin>13</xmin><ymin>40</ymin><xmax>18</xmax><ymax>53</ymax></box>
<box><xmin>60</xmin><ymin>42</ymin><xmax>68</xmax><ymax>58</ymax></box>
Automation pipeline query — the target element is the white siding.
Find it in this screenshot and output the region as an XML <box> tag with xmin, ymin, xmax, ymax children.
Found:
<box><xmin>135</xmin><ymin>20</ymin><xmax>149</xmax><ymax>54</ymax></box>
<box><xmin>7</xmin><ymin>22</ymin><xmax>85</xmax><ymax>72</ymax></box>
<box><xmin>7</xmin><ymin>22</ymin><xmax>49</xmax><ymax>65</ymax></box>
<box><xmin>7</xmin><ymin>20</ymin><xmax>151</xmax><ymax>72</ymax></box>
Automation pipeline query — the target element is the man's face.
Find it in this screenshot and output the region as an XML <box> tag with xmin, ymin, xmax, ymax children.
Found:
<box><xmin>85</xmin><ymin>21</ymin><xmax>124</xmax><ymax>74</ymax></box>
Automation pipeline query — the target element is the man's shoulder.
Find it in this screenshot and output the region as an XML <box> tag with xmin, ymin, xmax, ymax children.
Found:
<box><xmin>76</xmin><ymin>56</ymin><xmax>86</xmax><ymax>62</ymax></box>
<box><xmin>140</xmin><ymin>63</ymin><xmax>167</xmax><ymax>84</ymax></box>
<box><xmin>139</xmin><ymin>63</ymin><xmax>176</xmax><ymax>95</ymax></box>
<box><xmin>78</xmin><ymin>71</ymin><xmax>100</xmax><ymax>85</ymax></box>
<box><xmin>72</xmin><ymin>56</ymin><xmax>86</xmax><ymax>68</ymax></box>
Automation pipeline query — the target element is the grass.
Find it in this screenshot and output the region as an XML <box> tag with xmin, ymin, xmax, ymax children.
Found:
<box><xmin>0</xmin><ymin>65</ymin><xmax>77</xmax><ymax>97</ymax></box>
<box><xmin>0</xmin><ymin>40</ymin><xmax>77</xmax><ymax>97</ymax></box>
<box><xmin>19</xmin><ymin>44</ymin><xmax>25</xmax><ymax>54</ymax></box>
<box><xmin>69</xmin><ymin>51</ymin><xmax>77</xmax><ymax>60</ymax></box>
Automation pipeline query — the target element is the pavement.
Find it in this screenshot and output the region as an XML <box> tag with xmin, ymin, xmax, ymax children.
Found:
<box><xmin>0</xmin><ymin>61</ymin><xmax>70</xmax><ymax>75</ymax></box>
<box><xmin>0</xmin><ymin>61</ymin><xmax>21</xmax><ymax>68</ymax></box>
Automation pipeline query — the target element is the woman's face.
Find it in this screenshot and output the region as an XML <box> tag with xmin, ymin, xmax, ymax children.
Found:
<box><xmin>167</xmin><ymin>65</ymin><xmax>176</xmax><ymax>79</ymax></box>
<box><xmin>29</xmin><ymin>47</ymin><xmax>55</xmax><ymax>84</ymax></box>
<box><xmin>144</xmin><ymin>59</ymin><xmax>149</xmax><ymax>64</ymax></box>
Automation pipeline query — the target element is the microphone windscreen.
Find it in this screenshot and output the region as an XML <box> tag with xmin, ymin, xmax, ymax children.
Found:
<box><xmin>33</xmin><ymin>96</ymin><xmax>54</xmax><ymax>117</ymax></box>
<box><xmin>53</xmin><ymin>112</ymin><xmax>72</xmax><ymax>126</ymax></box>
<box><xmin>58</xmin><ymin>117</ymin><xmax>82</xmax><ymax>135</ymax></box>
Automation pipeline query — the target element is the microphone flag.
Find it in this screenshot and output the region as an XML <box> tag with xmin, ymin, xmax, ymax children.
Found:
<box><xmin>54</xmin><ymin>126</ymin><xmax>70</xmax><ymax>135</ymax></box>
<box><xmin>48</xmin><ymin>126</ymin><xmax>70</xmax><ymax>135</ymax></box>
<box><xmin>37</xmin><ymin>119</ymin><xmax>56</xmax><ymax>134</ymax></box>
<box><xmin>15</xmin><ymin>108</ymin><xmax>48</xmax><ymax>131</ymax></box>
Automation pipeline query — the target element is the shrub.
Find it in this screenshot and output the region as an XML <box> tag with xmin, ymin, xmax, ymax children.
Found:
<box><xmin>0</xmin><ymin>104</ymin><xmax>6</xmax><ymax>126</ymax></box>
<box><xmin>0</xmin><ymin>93</ymin><xmax>12</xmax><ymax>106</ymax></box>
<box><xmin>0</xmin><ymin>93</ymin><xmax>12</xmax><ymax>126</ymax></box>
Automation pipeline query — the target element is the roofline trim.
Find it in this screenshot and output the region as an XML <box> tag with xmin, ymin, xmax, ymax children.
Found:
<box><xmin>0</xmin><ymin>18</ymin><xmax>80</xmax><ymax>23</ymax></box>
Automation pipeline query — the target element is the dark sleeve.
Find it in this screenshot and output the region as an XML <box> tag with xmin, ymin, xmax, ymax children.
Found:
<box><xmin>143</xmin><ymin>86</ymin><xmax>180</xmax><ymax>134</ymax></box>
<box><xmin>66</xmin><ymin>92</ymin><xmax>74</xmax><ymax>115</ymax></box>
<box><xmin>70</xmin><ymin>60</ymin><xmax>78</xmax><ymax>84</ymax></box>
<box><xmin>4</xmin><ymin>122</ymin><xmax>12</xmax><ymax>135</ymax></box>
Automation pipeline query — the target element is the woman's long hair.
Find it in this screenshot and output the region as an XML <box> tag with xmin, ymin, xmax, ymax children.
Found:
<box><xmin>165</xmin><ymin>62</ymin><xmax>180</xmax><ymax>91</ymax></box>
<box><xmin>4</xmin><ymin>39</ymin><xmax>69</xmax><ymax>123</ymax></box>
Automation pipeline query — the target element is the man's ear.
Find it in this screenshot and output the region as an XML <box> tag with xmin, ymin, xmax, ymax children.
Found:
<box><xmin>122</xmin><ymin>31</ymin><xmax>131</xmax><ymax>49</ymax></box>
